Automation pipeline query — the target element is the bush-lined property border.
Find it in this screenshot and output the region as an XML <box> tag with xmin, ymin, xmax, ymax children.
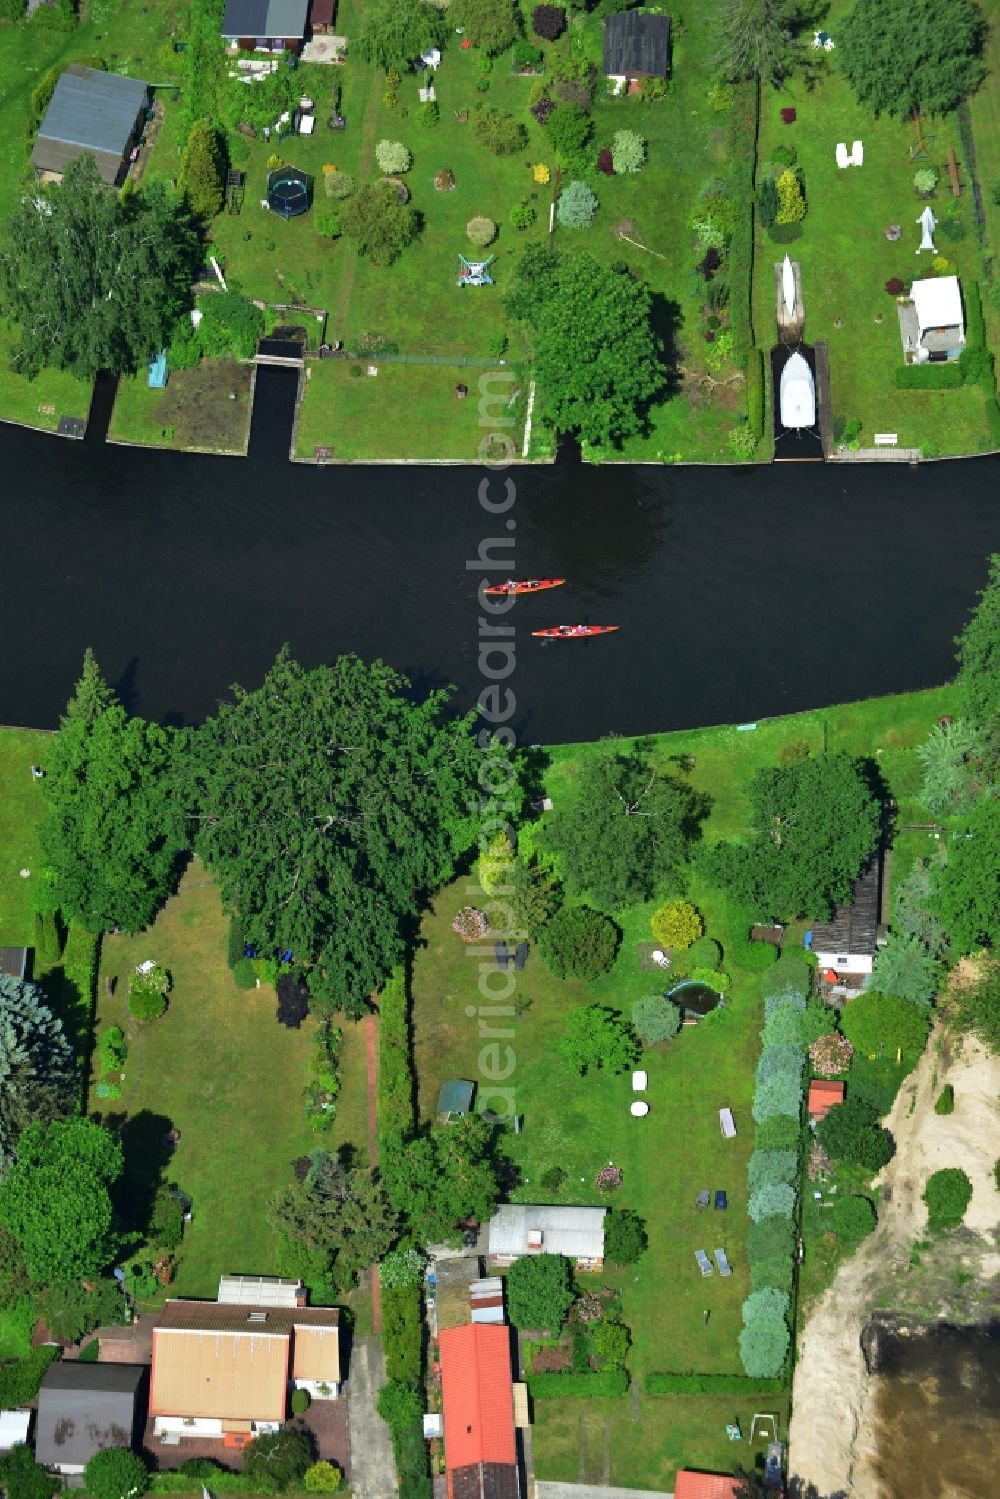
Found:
<box><xmin>527</xmin><ymin>1369</ymin><xmax>630</xmax><ymax>1399</ymax></box>
<box><xmin>645</xmin><ymin>1372</ymin><xmax>787</xmax><ymax>1395</ymax></box>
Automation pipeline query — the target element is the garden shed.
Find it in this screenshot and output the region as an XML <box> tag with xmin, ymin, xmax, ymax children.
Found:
<box><xmin>488</xmin><ymin>1204</ymin><xmax>606</xmax><ymax>1270</ymax></box>
<box><xmin>903</xmin><ymin>275</ymin><xmax>966</xmax><ymax>362</ymax></box>
<box><xmin>35</xmin><ymin>1362</ymin><xmax>146</xmax><ymax>1476</ymax></box>
<box><xmin>437</xmin><ymin>1078</ymin><xmax>476</xmax><ymax>1118</ymax></box>
<box><xmin>603</xmin><ymin>12</ymin><xmax>671</xmax><ymax>91</ymax></box>
<box><xmin>0</xmin><ymin>947</ymin><xmax>28</xmax><ymax>979</ymax></box>
<box><xmin>808</xmin><ymin>1079</ymin><xmax>846</xmax><ymax>1120</ymax></box>
<box><xmin>31</xmin><ymin>65</ymin><xmax>150</xmax><ymax>187</ymax></box>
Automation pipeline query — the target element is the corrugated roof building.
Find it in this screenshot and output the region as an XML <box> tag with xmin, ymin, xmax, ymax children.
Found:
<box><xmin>440</xmin><ymin>1324</ymin><xmax>519</xmax><ymax>1499</ymax></box>
<box><xmin>35</xmin><ymin>1362</ymin><xmax>145</xmax><ymax>1476</ymax></box>
<box><xmin>603</xmin><ymin>12</ymin><xmax>671</xmax><ymax>85</ymax></box>
<box><xmin>488</xmin><ymin>1205</ymin><xmax>606</xmax><ymax>1270</ymax></box>
<box><xmin>31</xmin><ymin>66</ymin><xmax>149</xmax><ymax>186</ymax></box>
<box><xmin>221</xmin><ymin>0</ymin><xmax>310</xmax><ymax>49</ymax></box>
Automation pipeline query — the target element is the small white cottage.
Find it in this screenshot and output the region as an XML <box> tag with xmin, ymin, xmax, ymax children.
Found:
<box><xmin>907</xmin><ymin>275</ymin><xmax>966</xmax><ymax>362</ymax></box>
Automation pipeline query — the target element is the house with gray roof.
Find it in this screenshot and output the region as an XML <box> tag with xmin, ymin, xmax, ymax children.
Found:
<box><xmin>488</xmin><ymin>1205</ymin><xmax>606</xmax><ymax>1271</ymax></box>
<box><xmin>221</xmin><ymin>0</ymin><xmax>310</xmax><ymax>51</ymax></box>
<box><xmin>603</xmin><ymin>12</ymin><xmax>671</xmax><ymax>93</ymax></box>
<box><xmin>31</xmin><ymin>66</ymin><xmax>149</xmax><ymax>187</ymax></box>
<box><xmin>35</xmin><ymin>1361</ymin><xmax>146</xmax><ymax>1476</ymax></box>
<box><xmin>811</xmin><ymin>854</ymin><xmax>884</xmax><ymax>998</ymax></box>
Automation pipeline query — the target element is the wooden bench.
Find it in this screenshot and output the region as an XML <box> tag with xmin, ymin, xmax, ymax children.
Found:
<box><xmin>874</xmin><ymin>432</ymin><xmax>898</xmax><ymax>446</ymax></box>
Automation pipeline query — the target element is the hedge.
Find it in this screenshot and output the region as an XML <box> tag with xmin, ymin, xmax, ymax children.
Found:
<box><xmin>964</xmin><ymin>280</ymin><xmax>985</xmax><ymax>350</ymax></box>
<box><xmin>526</xmin><ymin>1369</ymin><xmax>629</xmax><ymax>1398</ymax></box>
<box><xmin>726</xmin><ymin>81</ymin><xmax>758</xmax><ymax>365</ymax></box>
<box><xmin>382</xmin><ymin>1283</ymin><xmax>424</xmax><ymax>1384</ymax></box>
<box><xmin>378</xmin><ymin>965</ymin><xmax>415</xmax><ymax>1148</ymax></box>
<box><xmin>746</xmin><ymin>346</ymin><xmax>765</xmax><ymax>437</ymax></box>
<box><xmin>755</xmin><ymin>1114</ymin><xmax>801</xmax><ymax>1151</ymax></box>
<box><xmin>894</xmin><ymin>363</ymin><xmax>963</xmax><ymax>389</ymax></box>
<box><xmin>645</xmin><ymin>1371</ymin><xmax>787</xmax><ymax>1395</ymax></box>
<box><xmin>0</xmin><ymin>1346</ymin><xmax>59</xmax><ymax>1406</ymax></box>
<box><xmin>986</xmin><ymin>396</ymin><xmax>1000</xmax><ymax>448</ymax></box>
<box><xmin>750</xmin><ymin>1253</ymin><xmax>795</xmax><ymax>1293</ymax></box>
<box><xmin>747</xmin><ymin>1149</ymin><xmax>798</xmax><ymax>1192</ymax></box>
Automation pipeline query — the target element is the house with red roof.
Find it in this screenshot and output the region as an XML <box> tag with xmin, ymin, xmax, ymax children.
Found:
<box><xmin>808</xmin><ymin>1078</ymin><xmax>846</xmax><ymax>1121</ymax></box>
<box><xmin>674</xmin><ymin>1469</ymin><xmax>741</xmax><ymax>1499</ymax></box>
<box><xmin>439</xmin><ymin>1323</ymin><xmax>519</xmax><ymax>1499</ymax></box>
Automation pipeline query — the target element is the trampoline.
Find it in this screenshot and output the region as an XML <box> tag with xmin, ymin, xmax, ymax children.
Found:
<box><xmin>267</xmin><ymin>167</ymin><xmax>311</xmax><ymax>220</ymax></box>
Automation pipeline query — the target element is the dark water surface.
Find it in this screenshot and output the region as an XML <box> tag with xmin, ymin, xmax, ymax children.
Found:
<box><xmin>1</xmin><ymin>369</ymin><xmax>998</xmax><ymax>737</ymax></box>
<box><xmin>871</xmin><ymin>1321</ymin><xmax>1000</xmax><ymax>1499</ymax></box>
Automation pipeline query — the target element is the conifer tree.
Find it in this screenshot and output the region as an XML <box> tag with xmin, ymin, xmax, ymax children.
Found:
<box><xmin>178</xmin><ymin>120</ymin><xmax>226</xmax><ymax>221</ymax></box>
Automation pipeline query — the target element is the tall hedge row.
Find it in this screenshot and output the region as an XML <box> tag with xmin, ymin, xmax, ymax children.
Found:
<box><xmin>645</xmin><ymin>1371</ymin><xmax>787</xmax><ymax>1395</ymax></box>
<box><xmin>527</xmin><ymin>1370</ymin><xmax>629</xmax><ymax>1398</ymax></box>
<box><xmin>727</xmin><ymin>80</ymin><xmax>759</xmax><ymax>366</ymax></box>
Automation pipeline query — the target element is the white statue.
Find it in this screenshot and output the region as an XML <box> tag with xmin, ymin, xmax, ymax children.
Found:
<box><xmin>917</xmin><ymin>205</ymin><xmax>937</xmax><ymax>254</ymax></box>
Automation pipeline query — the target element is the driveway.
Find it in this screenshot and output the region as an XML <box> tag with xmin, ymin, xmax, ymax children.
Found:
<box><xmin>347</xmin><ymin>1336</ymin><xmax>397</xmax><ymax>1499</ymax></box>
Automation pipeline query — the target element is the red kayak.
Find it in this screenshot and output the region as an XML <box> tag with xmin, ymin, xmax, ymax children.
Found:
<box><xmin>483</xmin><ymin>578</ymin><xmax>566</xmax><ymax>596</ymax></box>
<box><xmin>532</xmin><ymin>625</ymin><xmax>620</xmax><ymax>638</ymax></box>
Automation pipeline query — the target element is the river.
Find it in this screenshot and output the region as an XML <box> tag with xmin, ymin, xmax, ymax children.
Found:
<box><xmin>1</xmin><ymin>368</ymin><xmax>998</xmax><ymax>737</ymax></box>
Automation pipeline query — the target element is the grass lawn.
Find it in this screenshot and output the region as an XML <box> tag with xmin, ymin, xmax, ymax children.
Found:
<box><xmin>753</xmin><ymin>1</ymin><xmax>991</xmax><ymax>456</ymax></box>
<box><xmin>109</xmin><ymin>359</ymin><xmax>254</xmax><ymax>453</ymax></box>
<box><xmin>92</xmin><ymin>862</ymin><xmax>321</xmax><ymax>1300</ymax></box>
<box><xmin>293</xmin><ymin>359</ymin><xmax>525</xmax><ymax>461</ymax></box>
<box><xmin>0</xmin><ymin>728</ymin><xmax>51</xmax><ymax>944</ymax></box>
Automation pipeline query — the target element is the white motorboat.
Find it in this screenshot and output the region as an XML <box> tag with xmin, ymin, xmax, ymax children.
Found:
<box><xmin>779</xmin><ymin>349</ymin><xmax>815</xmax><ymax>429</ymax></box>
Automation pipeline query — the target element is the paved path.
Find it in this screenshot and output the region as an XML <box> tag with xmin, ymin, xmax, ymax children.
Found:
<box><xmin>346</xmin><ymin>1336</ymin><xmax>397</xmax><ymax>1499</ymax></box>
<box><xmin>364</xmin><ymin>1010</ymin><xmax>382</xmax><ymax>1333</ymax></box>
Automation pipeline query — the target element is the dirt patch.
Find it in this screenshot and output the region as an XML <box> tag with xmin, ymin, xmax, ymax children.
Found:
<box><xmin>530</xmin><ymin>1342</ymin><xmax>572</xmax><ymax>1373</ymax></box>
<box><xmin>160</xmin><ymin>360</ymin><xmax>253</xmax><ymax>452</ymax></box>
<box><xmin>789</xmin><ymin>1023</ymin><xmax>1000</xmax><ymax>1496</ymax></box>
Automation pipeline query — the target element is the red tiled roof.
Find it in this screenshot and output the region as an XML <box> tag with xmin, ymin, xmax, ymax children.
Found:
<box><xmin>440</xmin><ymin>1324</ymin><xmax>516</xmax><ymax>1473</ymax></box>
<box><xmin>674</xmin><ymin>1471</ymin><xmax>742</xmax><ymax>1499</ymax></box>
<box><xmin>808</xmin><ymin>1079</ymin><xmax>846</xmax><ymax>1119</ymax></box>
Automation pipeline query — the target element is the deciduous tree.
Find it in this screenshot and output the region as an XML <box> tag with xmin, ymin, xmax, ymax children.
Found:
<box><xmin>838</xmin><ymin>0</ymin><xmax>986</xmax><ymax>119</ymax></box>
<box><xmin>816</xmin><ymin>1097</ymin><xmax>894</xmax><ymax>1170</ymax></box>
<box><xmin>0</xmin><ymin>1117</ymin><xmax>123</xmax><ymax>1286</ymax></box>
<box><xmin>242</xmin><ymin>1430</ymin><xmax>312</xmax><ymax>1495</ymax></box>
<box><xmin>0</xmin><ymin>974</ymin><xmax>75</xmax><ymax>1169</ymax></box>
<box><xmin>538</xmin><ymin>905</ymin><xmax>620</xmax><ymax>979</ymax></box>
<box><xmin>269</xmin><ymin>1153</ymin><xmax>399</xmax><ymax>1286</ymax></box>
<box><xmin>355</xmin><ymin>0</ymin><xmax>445</xmax><ymax>71</ymax></box>
<box><xmin>948</xmin><ymin>962</ymin><xmax>1000</xmax><ymax>1053</ymax></box>
<box><xmin>383</xmin><ymin>1115</ymin><xmax>502</xmax><ymax>1245</ymax></box>
<box><xmin>839</xmin><ymin>990</ymin><xmax>931</xmax><ymax>1059</ymax></box>
<box><xmin>340</xmin><ymin>181</ymin><xmax>419</xmax><ymax>264</ymax></box>
<box><xmin>450</xmin><ymin>0</ymin><xmax>521</xmax><ymax>57</ymax></box>
<box><xmin>701</xmin><ymin>752</ymin><xmax>881</xmax><ymax>921</ymax></box>
<box><xmin>604</xmin><ymin>1208</ymin><xmax>648</xmax><ymax>1264</ymax></box>
<box><xmin>506</xmin><ymin>1251</ymin><xmax>575</xmax><ymax>1332</ymax></box>
<box><xmin>193</xmin><ymin>650</ymin><xmax>500</xmax><ymax>1016</ymax></box>
<box><xmin>560</xmin><ymin>1004</ymin><xmax>640</xmax><ymax>1076</ymax></box>
<box><xmin>936</xmin><ymin>795</ymin><xmax>1000</xmax><ymax>953</ymax></box>
<box><xmin>0</xmin><ymin>156</ymin><xmax>199</xmax><ymax>380</ymax></box>
<box><xmin>923</xmin><ymin>1166</ymin><xmax>972</xmax><ymax>1229</ymax></box>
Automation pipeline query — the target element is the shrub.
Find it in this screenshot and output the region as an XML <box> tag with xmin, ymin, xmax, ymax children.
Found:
<box><xmin>750</xmin><ymin>1254</ymin><xmax>794</xmax><ymax>1293</ymax></box>
<box><xmin>382</xmin><ymin>1284</ymin><xmax>423</xmax><ymax>1383</ymax></box>
<box><xmin>467</xmin><ymin>216</ymin><xmax>497</xmax><ymax>247</ymax></box>
<box><xmin>833</xmin><ymin>1195</ymin><xmax>877</xmax><ymax>1239</ymax></box>
<box><xmin>752</xmin><ymin>1071</ymin><xmax>804</xmax><ymax>1122</ymax></box>
<box><xmin>924</xmin><ymin>1167</ymin><xmax>973</xmax><ymax>1230</ymax></box>
<box><xmin>756</xmin><ymin>1044</ymin><xmax>804</xmax><ymax>1084</ymax></box>
<box><xmin>380</xmin><ymin>1247</ymin><xmax>425</xmax><ymax>1291</ymax></box>
<box><xmin>291</xmin><ymin>1387</ymin><xmax>311</xmax><ymax>1415</ymax></box>
<box><xmin>747</xmin><ymin>1149</ymin><xmax>798</xmax><ymax>1193</ymax></box>
<box><xmin>611</xmin><ymin>130</ymin><xmax>646</xmax><ymax>175</ymax></box>
<box><xmin>756</xmin><ymin>175</ymin><xmax>778</xmax><ymax>230</ymax></box>
<box><xmin>650</xmin><ymin>901</ymin><xmax>703</xmax><ymax>951</ymax></box>
<box><xmin>895</xmin><ymin>363</ymin><xmax>963</xmax><ymax>389</ymax></box>
<box><xmin>839</xmin><ymin>991</ymin><xmax>932</xmax><ymax>1057</ymax></box>
<box><xmin>34</xmin><ymin>907</ymin><xmax>62</xmax><ymax>966</ymax></box>
<box><xmin>510</xmin><ymin>201</ymin><xmax>536</xmax><ymax>231</ymax></box>
<box><xmin>775</xmin><ymin>168</ymin><xmax>805</xmax><ymax>225</ymax></box>
<box><xmin>180</xmin><ymin>1459</ymin><xmax>222</xmax><ymax>1479</ymax></box>
<box><xmin>265</xmin><ymin>152</ymin><xmax>284</xmax><ymax>172</ymax></box>
<box><xmin>640</xmin><ymin>75</ymin><xmax>667</xmax><ymax>101</ymax></box>
<box><xmin>233</xmin><ymin>956</ymin><xmax>257</xmax><ymax>989</ymax></box>
<box><xmin>707</xmin><ymin>81</ymin><xmax>736</xmax><ymax>112</ymax></box>
<box><xmin>243</xmin><ymin>1429</ymin><xmax>312</xmax><ymax>1493</ymax></box>
<box><xmin>764</xmin><ymin>952</ymin><xmax>811</xmax><ymax>996</ymax></box>
<box><xmin>314</xmin><ymin>212</ymin><xmax>341</xmax><ymax>239</ymax></box>
<box><xmin>538</xmin><ymin>905</ymin><xmax>620</xmax><ymax>980</ymax></box>
<box><xmin>513</xmin><ymin>40</ymin><xmax>543</xmax><ymax>70</ymax></box>
<box><xmin>741</xmin><ymin>1286</ymin><xmax>789</xmax><ymax>1324</ymax></box>
<box><xmin>935</xmin><ymin>1084</ymin><xmax>955</xmax><ymax>1115</ymax></box>
<box><xmin>305</xmin><ymin>1462</ymin><xmax>343</xmax><ymax>1492</ymax></box>
<box><xmin>526</xmin><ymin>1370</ymin><xmax>629</xmax><ymax>1397</ymax></box>
<box><xmin>540</xmin><ymin>1165</ymin><xmax>566</xmax><ymax>1193</ymax></box>
<box><xmin>84</xmin><ymin>1449</ymin><xmax>149</xmax><ymax>1499</ymax></box>
<box><xmin>545</xmin><ymin>103</ymin><xmax>593</xmax><ymax>166</ymax></box>
<box><xmin>453</xmin><ymin>906</ymin><xmax>489</xmax><ymax>940</ymax></box>
<box><xmin>631</xmin><ymin>995</ymin><xmax>681</xmax><ymax>1044</ymax></box>
<box><xmin>474</xmin><ymin>105</ymin><xmax>528</xmax><ymax>156</ymax></box>
<box><xmin>0</xmin><ymin>1345</ymin><xmax>58</xmax><ymax>1406</ymax></box>
<box><xmin>964</xmin><ymin>279</ymin><xmax>986</xmax><ymax>349</ymax></box>
<box><xmin>809</xmin><ymin>1032</ymin><xmax>854</xmax><ymax>1077</ymax></box>
<box><xmin>99</xmin><ymin>1025</ymin><xmax>127</xmax><ymax>1074</ymax></box>
<box><xmin>755</xmin><ymin>1115</ymin><xmax>800</xmax><ymax>1151</ymax></box>
<box><xmin>886</xmin><ymin>277</ymin><xmax>906</xmax><ymax>295</ymax></box>
<box><xmin>595</xmin><ymin>1165</ymin><xmax>624</xmax><ymax>1192</ymax></box>
<box><xmin>748</xmin><ymin>1182</ymin><xmax>796</xmax><ymax>1222</ymax></box>
<box><xmin>531</xmin><ymin>92</ymin><xmax>556</xmax><ymax>125</ymax></box>
<box><xmin>592</xmin><ymin>1319</ymin><xmax>630</xmax><ymax>1369</ymax></box>
<box><xmin>747</xmin><ymin>1215</ymin><xmax>794</xmax><ymax>1263</ymax></box>
<box><xmin>959</xmin><ymin>346</ymin><xmax>994</xmax><ymax>388</ymax></box>
<box><xmin>533</xmin><ymin>162</ymin><xmax>551</xmax><ymax>184</ymax></box>
<box><xmin>417</xmin><ymin>99</ymin><xmax>439</xmax><ymax>128</ymax></box>
<box><xmin>557</xmin><ymin>180</ymin><xmax>598</xmax><ymax>229</ymax></box>
<box><xmin>507</xmin><ymin>1252</ymin><xmax>575</xmax><ymax>1333</ymax></box>
<box><xmin>738</xmin><ymin>1316</ymin><xmax>790</xmax><ymax>1378</ymax></box>
<box><xmin>324</xmin><ymin>170</ymin><xmax>354</xmax><ymax>199</ymax></box>
<box><xmin>604</xmin><ymin>1208</ymin><xmax>648</xmax><ymax>1264</ymax></box>
<box><xmin>532</xmin><ymin>3</ymin><xmax>565</xmax><ymax>40</ymax></box>
<box><xmin>129</xmin><ymin>962</ymin><xmax>170</xmax><ymax>1023</ymax></box>
<box><xmin>378</xmin><ymin>1378</ymin><xmax>423</xmax><ymax>1428</ymax></box>
<box><xmin>198</xmin><ymin>290</ymin><xmax>265</xmax><ymax>360</ymax></box>
<box><xmin>771</xmin><ymin>144</ymin><xmax>797</xmax><ymax>168</ymax></box>
<box><xmin>914</xmin><ymin>167</ymin><xmax>939</xmax><ymax>194</ymax></box>
<box><xmin>816</xmin><ymin>1098</ymin><xmax>894</xmax><ymax>1170</ymax></box>
<box><xmin>149</xmin><ymin>1186</ymin><xmax>184</xmax><ymax>1250</ymax></box>
<box><xmin>375</xmin><ymin>140</ymin><xmax>411</xmax><ymax>174</ymax></box>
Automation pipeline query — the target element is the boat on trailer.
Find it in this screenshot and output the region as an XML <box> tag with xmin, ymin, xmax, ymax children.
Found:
<box><xmin>779</xmin><ymin>349</ymin><xmax>816</xmax><ymax>429</ymax></box>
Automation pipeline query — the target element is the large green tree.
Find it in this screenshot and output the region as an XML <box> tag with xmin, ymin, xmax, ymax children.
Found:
<box><xmin>715</xmin><ymin>0</ymin><xmax>803</xmax><ymax>87</ymax></box>
<box><xmin>40</xmin><ymin>654</ymin><xmax>185</xmax><ymax>933</ymax></box>
<box><xmin>560</xmin><ymin>1004</ymin><xmax>640</xmax><ymax>1076</ymax></box>
<box><xmin>177</xmin><ymin>119</ymin><xmax>227</xmax><ymax>221</ymax></box>
<box><xmin>0</xmin><ymin>1117</ymin><xmax>123</xmax><ymax>1286</ymax></box>
<box><xmin>0</xmin><ymin>156</ymin><xmax>200</xmax><ymax>380</ymax></box>
<box><xmin>936</xmin><ymin>795</ymin><xmax>1000</xmax><ymax>953</ymax></box>
<box><xmin>269</xmin><ymin>1152</ymin><xmax>399</xmax><ymax>1287</ymax></box>
<box><xmin>383</xmin><ymin>1115</ymin><xmax>502</xmax><ymax>1245</ymax></box>
<box><xmin>955</xmin><ymin>552</ymin><xmax>1000</xmax><ymax>765</ymax></box>
<box><xmin>543</xmin><ymin>745</ymin><xmax>701</xmax><ymax>907</ymax></box>
<box><xmin>702</xmin><ymin>752</ymin><xmax>881</xmax><ymax>920</ymax></box>
<box><xmin>355</xmin><ymin>0</ymin><xmax>446</xmax><ymax>71</ymax></box>
<box><xmin>449</xmin><ymin>0</ymin><xmax>520</xmax><ymax>56</ymax></box>
<box><xmin>0</xmin><ymin>974</ymin><xmax>76</xmax><ymax>1169</ymax></box>
<box><xmin>341</xmin><ymin>181</ymin><xmax>420</xmax><ymax>265</ymax></box>
<box><xmin>816</xmin><ymin>1098</ymin><xmax>894</xmax><ymax>1170</ymax></box>
<box><xmin>837</xmin><ymin>0</ymin><xmax>986</xmax><ymax>118</ymax></box>
<box><xmin>193</xmin><ymin>649</ymin><xmax>501</xmax><ymax>1016</ymax></box>
<box><xmin>505</xmin><ymin>1251</ymin><xmax>575</xmax><ymax>1332</ymax></box>
<box><xmin>839</xmin><ymin>990</ymin><xmax>932</xmax><ymax>1059</ymax></box>
<box><xmin>504</xmin><ymin>247</ymin><xmax>664</xmax><ymax>448</ymax></box>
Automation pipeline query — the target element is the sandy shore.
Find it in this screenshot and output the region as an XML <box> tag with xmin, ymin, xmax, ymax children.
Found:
<box><xmin>788</xmin><ymin>1020</ymin><xmax>1000</xmax><ymax>1496</ymax></box>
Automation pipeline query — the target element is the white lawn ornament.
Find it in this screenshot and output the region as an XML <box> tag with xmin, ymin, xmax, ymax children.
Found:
<box><xmin>917</xmin><ymin>205</ymin><xmax>937</xmax><ymax>254</ymax></box>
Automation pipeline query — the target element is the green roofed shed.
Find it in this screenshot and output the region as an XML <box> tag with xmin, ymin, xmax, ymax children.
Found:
<box><xmin>436</xmin><ymin>1079</ymin><xmax>475</xmax><ymax>1118</ymax></box>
